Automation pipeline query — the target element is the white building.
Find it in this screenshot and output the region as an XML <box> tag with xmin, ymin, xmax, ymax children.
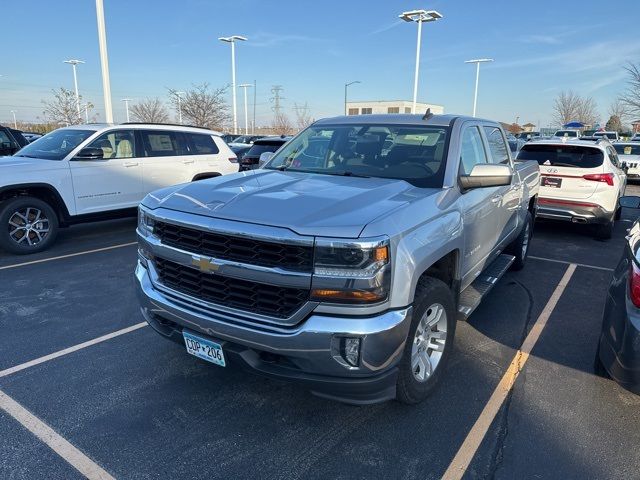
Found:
<box><xmin>346</xmin><ymin>100</ymin><xmax>444</xmax><ymax>116</ymax></box>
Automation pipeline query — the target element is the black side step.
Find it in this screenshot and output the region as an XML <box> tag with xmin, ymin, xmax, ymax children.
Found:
<box><xmin>458</xmin><ymin>254</ymin><xmax>515</xmax><ymax>321</ymax></box>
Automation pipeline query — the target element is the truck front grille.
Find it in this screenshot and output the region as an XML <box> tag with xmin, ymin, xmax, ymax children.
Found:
<box><xmin>154</xmin><ymin>221</ymin><xmax>313</xmax><ymax>272</ymax></box>
<box><xmin>154</xmin><ymin>258</ymin><xmax>309</xmax><ymax>319</ymax></box>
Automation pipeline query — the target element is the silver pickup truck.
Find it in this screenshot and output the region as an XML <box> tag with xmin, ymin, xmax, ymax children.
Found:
<box><xmin>135</xmin><ymin>114</ymin><xmax>539</xmax><ymax>405</ymax></box>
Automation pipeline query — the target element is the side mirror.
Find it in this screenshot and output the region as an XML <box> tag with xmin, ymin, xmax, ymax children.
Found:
<box><xmin>460</xmin><ymin>164</ymin><xmax>512</xmax><ymax>190</ymax></box>
<box><xmin>75</xmin><ymin>147</ymin><xmax>104</xmax><ymax>160</ymax></box>
<box><xmin>619</xmin><ymin>196</ymin><xmax>640</xmax><ymax>209</ymax></box>
<box><xmin>258</xmin><ymin>151</ymin><xmax>275</xmax><ymax>168</ymax></box>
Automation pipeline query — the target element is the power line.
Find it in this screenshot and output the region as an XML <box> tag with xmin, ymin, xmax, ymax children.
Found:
<box><xmin>270</xmin><ymin>85</ymin><xmax>284</xmax><ymax>114</ymax></box>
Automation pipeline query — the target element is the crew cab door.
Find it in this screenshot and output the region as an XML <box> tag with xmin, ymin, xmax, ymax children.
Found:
<box><xmin>482</xmin><ymin>126</ymin><xmax>520</xmax><ymax>247</ymax></box>
<box><xmin>139</xmin><ymin>130</ymin><xmax>193</xmax><ymax>192</ymax></box>
<box><xmin>457</xmin><ymin>125</ymin><xmax>504</xmax><ymax>288</ymax></box>
<box><xmin>69</xmin><ymin>129</ymin><xmax>144</xmax><ymax>214</ymax></box>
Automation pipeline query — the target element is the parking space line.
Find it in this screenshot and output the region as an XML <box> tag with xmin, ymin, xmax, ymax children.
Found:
<box><xmin>0</xmin><ymin>242</ymin><xmax>137</xmax><ymax>271</ymax></box>
<box><xmin>442</xmin><ymin>264</ymin><xmax>577</xmax><ymax>480</ymax></box>
<box><xmin>0</xmin><ymin>388</ymin><xmax>114</xmax><ymax>479</ymax></box>
<box><xmin>0</xmin><ymin>322</ymin><xmax>147</xmax><ymax>379</ymax></box>
<box><xmin>529</xmin><ymin>255</ymin><xmax>614</xmax><ymax>272</ymax></box>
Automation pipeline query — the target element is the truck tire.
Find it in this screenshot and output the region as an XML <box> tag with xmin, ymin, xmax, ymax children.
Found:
<box><xmin>0</xmin><ymin>197</ymin><xmax>59</xmax><ymax>254</ymax></box>
<box><xmin>396</xmin><ymin>277</ymin><xmax>456</xmax><ymax>404</ymax></box>
<box><xmin>506</xmin><ymin>212</ymin><xmax>533</xmax><ymax>271</ymax></box>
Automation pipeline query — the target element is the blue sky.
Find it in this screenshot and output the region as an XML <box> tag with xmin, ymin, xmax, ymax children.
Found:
<box><xmin>1</xmin><ymin>0</ymin><xmax>638</xmax><ymax>128</ymax></box>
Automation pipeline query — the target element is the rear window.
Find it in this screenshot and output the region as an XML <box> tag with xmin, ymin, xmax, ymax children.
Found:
<box><xmin>188</xmin><ymin>133</ymin><xmax>219</xmax><ymax>154</ymax></box>
<box><xmin>614</xmin><ymin>144</ymin><xmax>640</xmax><ymax>156</ymax></box>
<box><xmin>554</xmin><ymin>130</ymin><xmax>578</xmax><ymax>137</ymax></box>
<box><xmin>517</xmin><ymin>144</ymin><xmax>604</xmax><ymax>168</ymax></box>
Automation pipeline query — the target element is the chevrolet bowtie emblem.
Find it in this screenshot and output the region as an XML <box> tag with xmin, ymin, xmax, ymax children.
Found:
<box><xmin>192</xmin><ymin>255</ymin><xmax>220</xmax><ymax>273</ymax></box>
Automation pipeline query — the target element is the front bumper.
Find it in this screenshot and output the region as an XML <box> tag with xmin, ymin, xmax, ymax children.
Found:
<box><xmin>536</xmin><ymin>198</ymin><xmax>613</xmax><ymax>225</ymax></box>
<box><xmin>135</xmin><ymin>261</ymin><xmax>412</xmax><ymax>404</ymax></box>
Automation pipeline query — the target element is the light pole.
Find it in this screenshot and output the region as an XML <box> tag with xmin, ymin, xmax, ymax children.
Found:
<box><xmin>95</xmin><ymin>0</ymin><xmax>113</xmax><ymax>123</ymax></box>
<box><xmin>121</xmin><ymin>98</ymin><xmax>132</xmax><ymax>122</ymax></box>
<box><xmin>63</xmin><ymin>59</ymin><xmax>85</xmax><ymax>117</ymax></box>
<box><xmin>344</xmin><ymin>81</ymin><xmax>361</xmax><ymax>115</ymax></box>
<box><xmin>464</xmin><ymin>58</ymin><xmax>494</xmax><ymax>117</ymax></box>
<box><xmin>10</xmin><ymin>110</ymin><xmax>17</xmax><ymax>129</ymax></box>
<box><xmin>399</xmin><ymin>10</ymin><xmax>442</xmax><ymax>114</ymax></box>
<box><xmin>238</xmin><ymin>84</ymin><xmax>253</xmax><ymax>134</ymax></box>
<box><xmin>219</xmin><ymin>35</ymin><xmax>247</xmax><ymax>134</ymax></box>
<box><xmin>174</xmin><ymin>91</ymin><xmax>185</xmax><ymax>124</ymax></box>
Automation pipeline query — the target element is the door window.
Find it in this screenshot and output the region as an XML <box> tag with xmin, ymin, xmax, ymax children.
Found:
<box><xmin>0</xmin><ymin>131</ymin><xmax>15</xmax><ymax>149</ymax></box>
<box><xmin>188</xmin><ymin>133</ymin><xmax>220</xmax><ymax>154</ymax></box>
<box><xmin>460</xmin><ymin>126</ymin><xmax>488</xmax><ymax>175</ymax></box>
<box><xmin>483</xmin><ymin>127</ymin><xmax>510</xmax><ymax>164</ymax></box>
<box><xmin>87</xmin><ymin>130</ymin><xmax>136</xmax><ymax>159</ymax></box>
<box><xmin>141</xmin><ymin>131</ymin><xmax>188</xmax><ymax>157</ymax></box>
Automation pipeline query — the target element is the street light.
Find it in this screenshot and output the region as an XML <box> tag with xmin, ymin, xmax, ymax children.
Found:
<box><xmin>238</xmin><ymin>84</ymin><xmax>253</xmax><ymax>134</ymax></box>
<box><xmin>399</xmin><ymin>9</ymin><xmax>443</xmax><ymax>114</ymax></box>
<box><xmin>95</xmin><ymin>0</ymin><xmax>113</xmax><ymax>123</ymax></box>
<box><xmin>174</xmin><ymin>91</ymin><xmax>185</xmax><ymax>124</ymax></box>
<box><xmin>464</xmin><ymin>58</ymin><xmax>494</xmax><ymax>117</ymax></box>
<box><xmin>219</xmin><ymin>35</ymin><xmax>247</xmax><ymax>134</ymax></box>
<box><xmin>344</xmin><ymin>81</ymin><xmax>361</xmax><ymax>115</ymax></box>
<box><xmin>121</xmin><ymin>98</ymin><xmax>132</xmax><ymax>122</ymax></box>
<box><xmin>10</xmin><ymin>110</ymin><xmax>17</xmax><ymax>129</ymax></box>
<box><xmin>63</xmin><ymin>59</ymin><xmax>85</xmax><ymax>117</ymax></box>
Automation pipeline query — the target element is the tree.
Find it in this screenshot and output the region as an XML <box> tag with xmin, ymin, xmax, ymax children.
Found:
<box><xmin>42</xmin><ymin>88</ymin><xmax>89</xmax><ymax>126</ymax></box>
<box><xmin>130</xmin><ymin>98</ymin><xmax>169</xmax><ymax>123</ymax></box>
<box><xmin>621</xmin><ymin>62</ymin><xmax>640</xmax><ymax>117</ymax></box>
<box><xmin>552</xmin><ymin>90</ymin><xmax>582</xmax><ymax>127</ymax></box>
<box><xmin>293</xmin><ymin>102</ymin><xmax>313</xmax><ymax>131</ymax></box>
<box><xmin>271</xmin><ymin>112</ymin><xmax>293</xmax><ymax>135</ymax></box>
<box><xmin>605</xmin><ymin>115</ymin><xmax>622</xmax><ymax>132</ymax></box>
<box><xmin>168</xmin><ymin>83</ymin><xmax>230</xmax><ymax>130</ymax></box>
<box><xmin>608</xmin><ymin>99</ymin><xmax>629</xmax><ymax>125</ymax></box>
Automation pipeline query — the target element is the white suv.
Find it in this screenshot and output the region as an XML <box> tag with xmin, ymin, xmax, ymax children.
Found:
<box><xmin>517</xmin><ymin>138</ymin><xmax>627</xmax><ymax>239</ymax></box>
<box><xmin>0</xmin><ymin>123</ymin><xmax>238</xmax><ymax>254</ymax></box>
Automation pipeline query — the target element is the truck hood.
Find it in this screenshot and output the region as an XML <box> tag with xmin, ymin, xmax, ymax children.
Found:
<box><xmin>0</xmin><ymin>156</ymin><xmax>66</xmax><ymax>171</ymax></box>
<box><xmin>143</xmin><ymin>170</ymin><xmax>435</xmax><ymax>237</ymax></box>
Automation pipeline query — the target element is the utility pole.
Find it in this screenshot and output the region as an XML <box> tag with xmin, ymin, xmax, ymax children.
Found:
<box><xmin>121</xmin><ymin>98</ymin><xmax>132</xmax><ymax>122</ymax></box>
<box><xmin>270</xmin><ymin>85</ymin><xmax>284</xmax><ymax>114</ymax></box>
<box><xmin>253</xmin><ymin>80</ymin><xmax>257</xmax><ymax>134</ymax></box>
<box><xmin>63</xmin><ymin>59</ymin><xmax>85</xmax><ymax>117</ymax></box>
<box><xmin>95</xmin><ymin>0</ymin><xmax>113</xmax><ymax>122</ymax></box>
<box><xmin>10</xmin><ymin>110</ymin><xmax>17</xmax><ymax>129</ymax></box>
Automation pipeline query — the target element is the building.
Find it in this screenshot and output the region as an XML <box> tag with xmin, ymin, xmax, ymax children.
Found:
<box><xmin>346</xmin><ymin>100</ymin><xmax>444</xmax><ymax>116</ymax></box>
<box><xmin>522</xmin><ymin>122</ymin><xmax>536</xmax><ymax>132</ymax></box>
<box><xmin>632</xmin><ymin>120</ymin><xmax>640</xmax><ymax>133</ymax></box>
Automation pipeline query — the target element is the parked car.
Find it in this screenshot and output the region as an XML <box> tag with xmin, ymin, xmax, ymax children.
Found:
<box><xmin>135</xmin><ymin>114</ymin><xmax>540</xmax><ymax>405</ymax></box>
<box><xmin>0</xmin><ymin>123</ymin><xmax>238</xmax><ymax>254</ymax></box>
<box><xmin>229</xmin><ymin>144</ymin><xmax>251</xmax><ymax>161</ymax></box>
<box><xmin>595</xmin><ymin>195</ymin><xmax>640</xmax><ymax>394</ymax></box>
<box><xmin>229</xmin><ymin>134</ymin><xmax>264</xmax><ymax>146</ymax></box>
<box><xmin>0</xmin><ymin>125</ymin><xmax>28</xmax><ymax>156</ymax></box>
<box><xmin>238</xmin><ymin>135</ymin><xmax>291</xmax><ymax>171</ymax></box>
<box><xmin>594</xmin><ymin>131</ymin><xmax>620</xmax><ymax>142</ymax></box>
<box><xmin>221</xmin><ymin>133</ymin><xmax>241</xmax><ymax>144</ymax></box>
<box><xmin>553</xmin><ymin>129</ymin><xmax>581</xmax><ymax>139</ymax></box>
<box><xmin>516</xmin><ymin>137</ymin><xmax>627</xmax><ymax>239</ymax></box>
<box><xmin>507</xmin><ymin>134</ymin><xmax>525</xmax><ymax>154</ymax></box>
<box><xmin>517</xmin><ymin>131</ymin><xmax>541</xmax><ymax>141</ymax></box>
<box><xmin>21</xmin><ymin>132</ymin><xmax>44</xmax><ymax>143</ymax></box>
<box><xmin>614</xmin><ymin>143</ymin><xmax>640</xmax><ymax>180</ymax></box>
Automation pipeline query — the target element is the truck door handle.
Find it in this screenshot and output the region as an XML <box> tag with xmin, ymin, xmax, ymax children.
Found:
<box><xmin>491</xmin><ymin>195</ymin><xmax>502</xmax><ymax>203</ymax></box>
<box><xmin>124</xmin><ymin>162</ymin><xmax>139</xmax><ymax>167</ymax></box>
<box><xmin>182</xmin><ymin>159</ymin><xmax>195</xmax><ymax>164</ymax></box>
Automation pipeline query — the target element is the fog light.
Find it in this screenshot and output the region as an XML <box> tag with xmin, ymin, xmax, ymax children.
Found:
<box><xmin>343</xmin><ymin>338</ymin><xmax>361</xmax><ymax>367</ymax></box>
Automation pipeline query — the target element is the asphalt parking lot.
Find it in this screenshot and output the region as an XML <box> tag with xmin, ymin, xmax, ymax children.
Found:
<box><xmin>2</xmin><ymin>188</ymin><xmax>640</xmax><ymax>480</ymax></box>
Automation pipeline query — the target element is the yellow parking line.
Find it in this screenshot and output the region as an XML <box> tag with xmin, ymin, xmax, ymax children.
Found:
<box><xmin>0</xmin><ymin>322</ymin><xmax>147</xmax><ymax>379</ymax></box>
<box><xmin>0</xmin><ymin>388</ymin><xmax>115</xmax><ymax>479</ymax></box>
<box><xmin>442</xmin><ymin>264</ymin><xmax>577</xmax><ymax>480</ymax></box>
<box><xmin>0</xmin><ymin>242</ymin><xmax>137</xmax><ymax>270</ymax></box>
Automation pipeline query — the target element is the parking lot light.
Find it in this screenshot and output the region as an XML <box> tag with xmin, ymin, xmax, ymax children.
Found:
<box><xmin>10</xmin><ymin>110</ymin><xmax>17</xmax><ymax>129</ymax></box>
<box><xmin>238</xmin><ymin>84</ymin><xmax>253</xmax><ymax>135</ymax></box>
<box><xmin>174</xmin><ymin>91</ymin><xmax>185</xmax><ymax>124</ymax></box>
<box><xmin>399</xmin><ymin>9</ymin><xmax>443</xmax><ymax>114</ymax></box>
<box><xmin>121</xmin><ymin>98</ymin><xmax>132</xmax><ymax>122</ymax></box>
<box><xmin>344</xmin><ymin>81</ymin><xmax>361</xmax><ymax>115</ymax></box>
<box><xmin>95</xmin><ymin>0</ymin><xmax>113</xmax><ymax>123</ymax></box>
<box><xmin>63</xmin><ymin>59</ymin><xmax>85</xmax><ymax>118</ymax></box>
<box><xmin>219</xmin><ymin>35</ymin><xmax>248</xmax><ymax>135</ymax></box>
<box><xmin>464</xmin><ymin>58</ymin><xmax>494</xmax><ymax>117</ymax></box>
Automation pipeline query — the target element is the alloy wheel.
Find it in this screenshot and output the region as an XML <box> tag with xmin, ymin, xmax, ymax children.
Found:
<box><xmin>411</xmin><ymin>303</ymin><xmax>447</xmax><ymax>382</ymax></box>
<box><xmin>8</xmin><ymin>207</ymin><xmax>51</xmax><ymax>247</ymax></box>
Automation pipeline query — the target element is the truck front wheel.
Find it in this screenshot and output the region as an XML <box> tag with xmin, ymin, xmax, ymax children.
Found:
<box><xmin>0</xmin><ymin>197</ymin><xmax>59</xmax><ymax>254</ymax></box>
<box><xmin>396</xmin><ymin>277</ymin><xmax>456</xmax><ymax>404</ymax></box>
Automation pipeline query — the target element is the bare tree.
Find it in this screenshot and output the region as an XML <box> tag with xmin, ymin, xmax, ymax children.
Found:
<box><xmin>42</xmin><ymin>88</ymin><xmax>88</xmax><ymax>125</ymax></box>
<box><xmin>168</xmin><ymin>83</ymin><xmax>230</xmax><ymax>130</ymax></box>
<box><xmin>576</xmin><ymin>96</ymin><xmax>599</xmax><ymax>127</ymax></box>
<box><xmin>621</xmin><ymin>62</ymin><xmax>640</xmax><ymax>117</ymax></box>
<box><xmin>552</xmin><ymin>90</ymin><xmax>582</xmax><ymax>127</ymax></box>
<box><xmin>271</xmin><ymin>112</ymin><xmax>293</xmax><ymax>135</ymax></box>
<box><xmin>605</xmin><ymin>115</ymin><xmax>622</xmax><ymax>132</ymax></box>
<box><xmin>130</xmin><ymin>98</ymin><xmax>169</xmax><ymax>123</ymax></box>
<box><xmin>609</xmin><ymin>99</ymin><xmax>629</xmax><ymax>123</ymax></box>
<box><xmin>293</xmin><ymin>102</ymin><xmax>313</xmax><ymax>130</ymax></box>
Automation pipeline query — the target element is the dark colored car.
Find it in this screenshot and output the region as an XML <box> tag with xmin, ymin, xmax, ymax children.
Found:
<box><xmin>21</xmin><ymin>132</ymin><xmax>43</xmax><ymax>143</ymax></box>
<box><xmin>595</xmin><ymin>195</ymin><xmax>640</xmax><ymax>394</ymax></box>
<box><xmin>221</xmin><ymin>133</ymin><xmax>241</xmax><ymax>144</ymax></box>
<box><xmin>0</xmin><ymin>125</ymin><xmax>28</xmax><ymax>156</ymax></box>
<box><xmin>238</xmin><ymin>136</ymin><xmax>291</xmax><ymax>171</ymax></box>
<box><xmin>232</xmin><ymin>134</ymin><xmax>264</xmax><ymax>145</ymax></box>
<box><xmin>230</xmin><ymin>144</ymin><xmax>251</xmax><ymax>161</ymax></box>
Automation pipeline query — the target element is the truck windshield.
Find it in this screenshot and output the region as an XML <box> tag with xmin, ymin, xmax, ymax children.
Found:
<box><xmin>264</xmin><ymin>124</ymin><xmax>450</xmax><ymax>188</ymax></box>
<box><xmin>14</xmin><ymin>129</ymin><xmax>95</xmax><ymax>160</ymax></box>
<box><xmin>517</xmin><ymin>144</ymin><xmax>604</xmax><ymax>168</ymax></box>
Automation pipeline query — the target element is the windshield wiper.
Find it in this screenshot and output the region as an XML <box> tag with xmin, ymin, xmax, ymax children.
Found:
<box><xmin>14</xmin><ymin>154</ymin><xmax>39</xmax><ymax>158</ymax></box>
<box><xmin>336</xmin><ymin>171</ymin><xmax>370</xmax><ymax>178</ymax></box>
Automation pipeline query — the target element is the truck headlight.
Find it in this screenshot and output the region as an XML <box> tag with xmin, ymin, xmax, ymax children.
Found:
<box><xmin>311</xmin><ymin>237</ymin><xmax>390</xmax><ymax>304</ymax></box>
<box><xmin>137</xmin><ymin>207</ymin><xmax>155</xmax><ymax>237</ymax></box>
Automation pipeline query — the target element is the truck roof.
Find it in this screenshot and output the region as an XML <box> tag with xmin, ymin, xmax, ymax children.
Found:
<box><xmin>313</xmin><ymin>113</ymin><xmax>480</xmax><ymax>128</ymax></box>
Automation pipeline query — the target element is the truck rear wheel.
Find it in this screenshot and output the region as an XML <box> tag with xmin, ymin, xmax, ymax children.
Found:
<box><xmin>0</xmin><ymin>197</ymin><xmax>59</xmax><ymax>254</ymax></box>
<box><xmin>396</xmin><ymin>277</ymin><xmax>456</xmax><ymax>404</ymax></box>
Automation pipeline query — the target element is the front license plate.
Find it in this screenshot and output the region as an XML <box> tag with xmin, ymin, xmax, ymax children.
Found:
<box><xmin>542</xmin><ymin>176</ymin><xmax>562</xmax><ymax>188</ymax></box>
<box><xmin>183</xmin><ymin>331</ymin><xmax>226</xmax><ymax>367</ymax></box>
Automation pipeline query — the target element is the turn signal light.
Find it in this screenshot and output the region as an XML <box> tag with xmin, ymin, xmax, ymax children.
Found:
<box><xmin>310</xmin><ymin>289</ymin><xmax>385</xmax><ymax>303</ymax></box>
<box><xmin>583</xmin><ymin>173</ymin><xmax>614</xmax><ymax>186</ymax></box>
<box><xmin>629</xmin><ymin>262</ymin><xmax>640</xmax><ymax>308</ymax></box>
<box><xmin>373</xmin><ymin>245</ymin><xmax>389</xmax><ymax>263</ymax></box>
